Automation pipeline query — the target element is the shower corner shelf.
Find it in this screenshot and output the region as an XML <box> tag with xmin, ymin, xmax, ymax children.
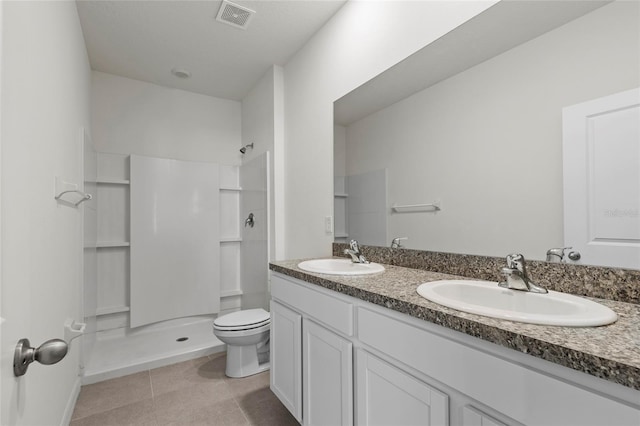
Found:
<box><xmin>96</xmin><ymin>177</ymin><xmax>130</xmax><ymax>185</ymax></box>
<box><xmin>96</xmin><ymin>241</ymin><xmax>130</xmax><ymax>248</ymax></box>
<box><xmin>334</xmin><ymin>193</ymin><xmax>348</xmax><ymax>198</ymax></box>
<box><xmin>220</xmin><ymin>186</ymin><xmax>242</xmax><ymax>191</ymax></box>
<box><xmin>220</xmin><ymin>237</ymin><xmax>242</xmax><ymax>243</ymax></box>
<box><xmin>96</xmin><ymin>306</ymin><xmax>130</xmax><ymax>316</ymax></box>
<box><xmin>221</xmin><ymin>289</ymin><xmax>243</xmax><ymax>298</ymax></box>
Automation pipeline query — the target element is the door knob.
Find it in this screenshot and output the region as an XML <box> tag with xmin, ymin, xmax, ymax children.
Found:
<box><xmin>14</xmin><ymin>338</ymin><xmax>68</xmax><ymax>377</ymax></box>
<box><xmin>567</xmin><ymin>251</ymin><xmax>581</xmax><ymax>261</ymax></box>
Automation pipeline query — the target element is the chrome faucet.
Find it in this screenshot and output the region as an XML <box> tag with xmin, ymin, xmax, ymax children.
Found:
<box><xmin>344</xmin><ymin>239</ymin><xmax>369</xmax><ymax>264</ymax></box>
<box><xmin>390</xmin><ymin>237</ymin><xmax>408</xmax><ymax>249</ymax></box>
<box><xmin>546</xmin><ymin>247</ymin><xmax>571</xmax><ymax>263</ymax></box>
<box><xmin>498</xmin><ymin>253</ymin><xmax>547</xmax><ymax>294</ymax></box>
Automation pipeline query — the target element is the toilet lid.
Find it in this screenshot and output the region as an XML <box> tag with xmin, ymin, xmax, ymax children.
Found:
<box><xmin>214</xmin><ymin>308</ymin><xmax>270</xmax><ymax>330</ymax></box>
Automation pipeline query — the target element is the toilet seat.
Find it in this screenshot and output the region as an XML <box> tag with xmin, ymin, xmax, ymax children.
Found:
<box><xmin>213</xmin><ymin>322</ymin><xmax>270</xmax><ymax>338</ymax></box>
<box><xmin>213</xmin><ymin>308</ymin><xmax>270</xmax><ymax>332</ymax></box>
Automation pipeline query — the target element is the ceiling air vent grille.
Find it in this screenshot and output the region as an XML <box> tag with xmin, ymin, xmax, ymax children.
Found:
<box><xmin>216</xmin><ymin>0</ymin><xmax>255</xmax><ymax>30</ymax></box>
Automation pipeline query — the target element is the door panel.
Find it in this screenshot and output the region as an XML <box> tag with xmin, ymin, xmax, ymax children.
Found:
<box><xmin>356</xmin><ymin>349</ymin><xmax>449</xmax><ymax>426</ymax></box>
<box><xmin>270</xmin><ymin>301</ymin><xmax>302</xmax><ymax>422</ymax></box>
<box><xmin>303</xmin><ymin>319</ymin><xmax>352</xmax><ymax>426</ymax></box>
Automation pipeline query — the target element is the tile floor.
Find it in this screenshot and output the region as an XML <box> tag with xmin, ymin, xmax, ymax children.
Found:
<box><xmin>71</xmin><ymin>353</ymin><xmax>299</xmax><ymax>426</ymax></box>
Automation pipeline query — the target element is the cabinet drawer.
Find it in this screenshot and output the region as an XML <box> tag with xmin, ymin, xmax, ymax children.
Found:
<box><xmin>271</xmin><ymin>274</ymin><xmax>353</xmax><ymax>336</ymax></box>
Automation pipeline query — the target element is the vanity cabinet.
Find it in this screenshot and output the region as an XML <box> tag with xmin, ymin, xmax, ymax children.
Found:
<box><xmin>356</xmin><ymin>349</ymin><xmax>448</xmax><ymax>425</ymax></box>
<box><xmin>270</xmin><ymin>300</ymin><xmax>302</xmax><ymax>422</ymax></box>
<box><xmin>303</xmin><ymin>319</ymin><xmax>353</xmax><ymax>425</ymax></box>
<box><xmin>271</xmin><ymin>275</ymin><xmax>355</xmax><ymax>425</ymax></box>
<box><xmin>270</xmin><ymin>272</ymin><xmax>640</xmax><ymax>426</ymax></box>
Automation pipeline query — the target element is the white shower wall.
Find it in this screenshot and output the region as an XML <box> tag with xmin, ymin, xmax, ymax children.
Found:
<box><xmin>84</xmin><ymin>71</ymin><xmax>249</xmax><ymax>382</ymax></box>
<box><xmin>130</xmin><ymin>155</ymin><xmax>220</xmax><ymax>327</ymax></box>
<box><xmin>90</xmin><ymin>70</ymin><xmax>244</xmax><ymax>332</ymax></box>
<box><xmin>240</xmin><ymin>153</ymin><xmax>270</xmax><ymax>310</ymax></box>
<box><xmin>82</xmin><ymin>130</ymin><xmax>98</xmax><ymax>376</ymax></box>
<box><xmin>219</xmin><ymin>164</ymin><xmax>243</xmax><ymax>310</ymax></box>
<box><xmin>82</xmin><ymin>154</ymin><xmax>246</xmax><ymax>383</ymax></box>
<box><xmin>93</xmin><ymin>153</ymin><xmax>130</xmax><ymax>332</ymax></box>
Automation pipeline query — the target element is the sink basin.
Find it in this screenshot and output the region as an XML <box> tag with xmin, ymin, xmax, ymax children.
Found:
<box><xmin>298</xmin><ymin>259</ymin><xmax>385</xmax><ymax>276</ymax></box>
<box><xmin>417</xmin><ymin>280</ymin><xmax>617</xmax><ymax>327</ymax></box>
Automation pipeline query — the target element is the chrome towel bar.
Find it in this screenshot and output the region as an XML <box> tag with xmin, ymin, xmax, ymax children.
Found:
<box><xmin>391</xmin><ymin>201</ymin><xmax>441</xmax><ymax>213</ymax></box>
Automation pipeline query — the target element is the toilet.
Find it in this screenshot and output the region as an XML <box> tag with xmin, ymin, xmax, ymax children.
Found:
<box><xmin>213</xmin><ymin>308</ymin><xmax>271</xmax><ymax>378</ymax></box>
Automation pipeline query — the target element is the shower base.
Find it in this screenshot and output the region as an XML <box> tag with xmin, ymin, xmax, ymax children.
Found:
<box><xmin>82</xmin><ymin>316</ymin><xmax>225</xmax><ymax>384</ymax></box>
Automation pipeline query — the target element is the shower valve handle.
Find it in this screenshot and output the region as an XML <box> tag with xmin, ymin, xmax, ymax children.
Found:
<box><xmin>245</xmin><ymin>213</ymin><xmax>255</xmax><ymax>228</ymax></box>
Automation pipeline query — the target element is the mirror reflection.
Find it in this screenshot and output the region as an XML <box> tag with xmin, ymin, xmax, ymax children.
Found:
<box><xmin>333</xmin><ymin>1</ymin><xmax>640</xmax><ymax>269</ymax></box>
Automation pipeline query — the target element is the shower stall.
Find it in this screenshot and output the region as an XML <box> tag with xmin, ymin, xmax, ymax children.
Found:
<box><xmin>81</xmin><ymin>151</ymin><xmax>270</xmax><ymax>384</ymax></box>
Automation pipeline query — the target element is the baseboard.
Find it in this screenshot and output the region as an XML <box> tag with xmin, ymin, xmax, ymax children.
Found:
<box><xmin>60</xmin><ymin>376</ymin><xmax>81</xmax><ymax>426</ymax></box>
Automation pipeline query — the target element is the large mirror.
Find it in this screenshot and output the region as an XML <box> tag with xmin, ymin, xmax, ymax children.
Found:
<box><xmin>333</xmin><ymin>0</ymin><xmax>640</xmax><ymax>269</ymax></box>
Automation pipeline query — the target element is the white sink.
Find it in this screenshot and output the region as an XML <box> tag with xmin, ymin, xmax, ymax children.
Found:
<box><xmin>298</xmin><ymin>259</ymin><xmax>385</xmax><ymax>276</ymax></box>
<box><xmin>417</xmin><ymin>280</ymin><xmax>617</xmax><ymax>327</ymax></box>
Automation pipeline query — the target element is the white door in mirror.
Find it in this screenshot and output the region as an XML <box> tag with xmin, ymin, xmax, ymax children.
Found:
<box><xmin>417</xmin><ymin>280</ymin><xmax>617</xmax><ymax>327</ymax></box>
<box><xmin>563</xmin><ymin>87</ymin><xmax>640</xmax><ymax>269</ymax></box>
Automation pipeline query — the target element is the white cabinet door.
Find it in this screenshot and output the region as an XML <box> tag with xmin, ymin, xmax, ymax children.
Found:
<box><xmin>303</xmin><ymin>319</ymin><xmax>353</xmax><ymax>426</ymax></box>
<box><xmin>462</xmin><ymin>406</ymin><xmax>506</xmax><ymax>426</ymax></box>
<box><xmin>270</xmin><ymin>301</ymin><xmax>302</xmax><ymax>422</ymax></box>
<box><xmin>563</xmin><ymin>88</ymin><xmax>640</xmax><ymax>269</ymax></box>
<box><xmin>356</xmin><ymin>349</ymin><xmax>449</xmax><ymax>426</ymax></box>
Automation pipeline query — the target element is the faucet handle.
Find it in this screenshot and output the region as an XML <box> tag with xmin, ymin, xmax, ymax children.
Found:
<box><xmin>349</xmin><ymin>239</ymin><xmax>360</xmax><ymax>252</ymax></box>
<box><xmin>506</xmin><ymin>253</ymin><xmax>525</xmax><ymax>270</ymax></box>
<box><xmin>507</xmin><ymin>253</ymin><xmax>524</xmax><ymax>268</ymax></box>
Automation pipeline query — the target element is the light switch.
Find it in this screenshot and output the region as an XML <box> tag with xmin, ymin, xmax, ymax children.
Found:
<box><xmin>324</xmin><ymin>216</ymin><xmax>333</xmax><ymax>234</ymax></box>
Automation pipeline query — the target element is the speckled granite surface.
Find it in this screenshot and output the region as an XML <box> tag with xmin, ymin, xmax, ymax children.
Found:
<box><xmin>333</xmin><ymin>243</ymin><xmax>640</xmax><ymax>304</ymax></box>
<box><xmin>270</xmin><ymin>258</ymin><xmax>640</xmax><ymax>390</ymax></box>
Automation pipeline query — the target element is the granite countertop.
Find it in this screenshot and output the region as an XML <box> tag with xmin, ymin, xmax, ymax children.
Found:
<box><xmin>270</xmin><ymin>258</ymin><xmax>640</xmax><ymax>390</ymax></box>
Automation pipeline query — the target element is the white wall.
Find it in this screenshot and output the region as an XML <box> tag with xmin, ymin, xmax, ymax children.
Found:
<box><xmin>1</xmin><ymin>1</ymin><xmax>91</xmax><ymax>424</ymax></box>
<box><xmin>91</xmin><ymin>71</ymin><xmax>241</xmax><ymax>164</ymax></box>
<box><xmin>241</xmin><ymin>67</ymin><xmax>276</xmax><ymax>164</ymax></box>
<box><xmin>282</xmin><ymin>0</ymin><xmax>498</xmax><ymax>258</ymax></box>
<box><xmin>343</xmin><ymin>1</ymin><xmax>640</xmax><ymax>260</ymax></box>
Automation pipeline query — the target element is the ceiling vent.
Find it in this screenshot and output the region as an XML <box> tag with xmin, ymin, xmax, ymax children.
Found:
<box><xmin>216</xmin><ymin>0</ymin><xmax>255</xmax><ymax>30</ymax></box>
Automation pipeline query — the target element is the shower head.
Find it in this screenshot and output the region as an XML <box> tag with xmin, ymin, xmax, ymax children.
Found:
<box><xmin>239</xmin><ymin>143</ymin><xmax>254</xmax><ymax>154</ymax></box>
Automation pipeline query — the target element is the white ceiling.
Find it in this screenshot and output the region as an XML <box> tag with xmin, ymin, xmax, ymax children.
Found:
<box><xmin>76</xmin><ymin>0</ymin><xmax>347</xmax><ymax>101</ymax></box>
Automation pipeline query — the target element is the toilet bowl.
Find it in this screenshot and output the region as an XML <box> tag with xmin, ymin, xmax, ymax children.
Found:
<box><xmin>213</xmin><ymin>308</ymin><xmax>270</xmax><ymax>378</ymax></box>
